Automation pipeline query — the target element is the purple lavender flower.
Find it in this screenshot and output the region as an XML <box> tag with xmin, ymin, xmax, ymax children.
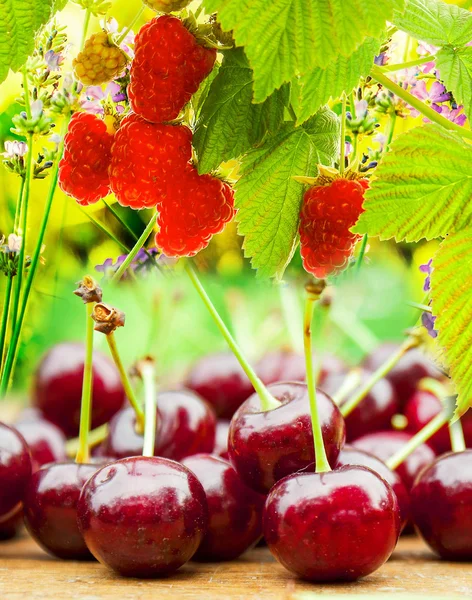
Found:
<box><xmin>95</xmin><ymin>247</ymin><xmax>170</xmax><ymax>278</ymax></box>
<box><xmin>409</xmin><ymin>81</ymin><xmax>451</xmax><ymax>121</ymax></box>
<box><xmin>437</xmin><ymin>105</ymin><xmax>467</xmax><ymax>126</ymax></box>
<box><xmin>81</xmin><ymin>82</ymin><xmax>126</xmax><ymax>115</ymax></box>
<box><xmin>422</xmin><ymin>312</ymin><xmax>438</xmax><ymax>339</ymax></box>
<box><xmin>419</xmin><ymin>259</ymin><xmax>432</xmax><ymax>292</ymax></box>
<box><xmin>44</xmin><ymin>50</ymin><xmax>64</xmax><ymax>71</ymax></box>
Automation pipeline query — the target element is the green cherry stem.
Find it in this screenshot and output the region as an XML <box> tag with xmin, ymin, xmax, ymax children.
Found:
<box><xmin>370</xmin><ymin>65</ymin><xmax>472</xmax><ymax>141</ymax></box>
<box><xmin>341</xmin><ymin>336</ymin><xmax>420</xmax><ymax>418</ymax></box>
<box><xmin>106</xmin><ymin>332</ymin><xmax>145</xmax><ymax>433</ymax></box>
<box><xmin>449</xmin><ymin>414</ymin><xmax>466</xmax><ymax>453</ymax></box>
<box><xmin>386</xmin><ymin>396</ymin><xmax>456</xmax><ymax>471</ymax></box>
<box><xmin>304</xmin><ymin>281</ymin><xmax>331</xmax><ymax>473</ymax></box>
<box><xmin>111</xmin><ymin>212</ymin><xmax>158</xmax><ymax>282</ymax></box>
<box><xmin>65</xmin><ymin>423</ymin><xmax>108</xmax><ymax>458</ymax></box>
<box><xmin>332</xmin><ymin>368</ymin><xmax>363</xmax><ymax>405</ymax></box>
<box><xmin>76</xmin><ymin>302</ymin><xmax>95</xmax><ymax>464</ymax></box>
<box><xmin>141</xmin><ymin>359</ymin><xmax>157</xmax><ymax>458</ymax></box>
<box><xmin>184</xmin><ymin>261</ymin><xmax>280</xmax><ymax>412</ymax></box>
<box><xmin>339</xmin><ymin>93</ymin><xmax>347</xmax><ymax>175</ymax></box>
<box><xmin>379</xmin><ymin>56</ymin><xmax>434</xmax><ymax>73</ymax></box>
<box><xmin>279</xmin><ymin>284</ymin><xmax>303</xmax><ymax>354</ymax></box>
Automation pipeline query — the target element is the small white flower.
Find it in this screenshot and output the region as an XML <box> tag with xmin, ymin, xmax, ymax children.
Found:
<box><xmin>3</xmin><ymin>140</ymin><xmax>28</xmax><ymax>158</ymax></box>
<box><xmin>30</xmin><ymin>100</ymin><xmax>43</xmax><ymax>120</ymax></box>
<box><xmin>7</xmin><ymin>234</ymin><xmax>22</xmax><ymax>252</ymax></box>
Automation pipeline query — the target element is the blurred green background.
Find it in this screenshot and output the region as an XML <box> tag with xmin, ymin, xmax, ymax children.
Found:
<box><xmin>0</xmin><ymin>0</ymin><xmax>461</xmax><ymax>400</ymax></box>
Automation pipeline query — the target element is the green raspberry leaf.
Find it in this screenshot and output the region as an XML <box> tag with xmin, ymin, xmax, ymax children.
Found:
<box><xmin>291</xmin><ymin>37</ymin><xmax>381</xmax><ymax>126</ymax></box>
<box><xmin>0</xmin><ymin>0</ymin><xmax>66</xmax><ymax>84</ymax></box>
<box><xmin>431</xmin><ymin>229</ymin><xmax>472</xmax><ymax>417</ymax></box>
<box><xmin>193</xmin><ymin>48</ymin><xmax>288</xmax><ymax>174</ymax></box>
<box><xmin>235</xmin><ymin>106</ymin><xmax>340</xmax><ymax>280</ymax></box>
<box><xmin>392</xmin><ymin>0</ymin><xmax>472</xmax><ymax>46</ymax></box>
<box><xmin>436</xmin><ymin>45</ymin><xmax>472</xmax><ymax>119</ymax></box>
<box><xmin>203</xmin><ymin>0</ymin><xmax>405</xmax><ymax>103</ymax></box>
<box><xmin>353</xmin><ymin>124</ymin><xmax>472</xmax><ymax>242</ymax></box>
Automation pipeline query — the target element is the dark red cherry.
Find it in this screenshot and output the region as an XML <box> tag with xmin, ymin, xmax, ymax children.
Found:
<box><xmin>336</xmin><ymin>445</ymin><xmax>410</xmax><ymax>530</ymax></box>
<box><xmin>321</xmin><ymin>368</ymin><xmax>398</xmax><ymax>441</ymax></box>
<box><xmin>23</xmin><ymin>461</ymin><xmax>98</xmax><ymax>559</ymax></box>
<box><xmin>256</xmin><ymin>350</ymin><xmax>345</xmax><ymax>387</ymax></box>
<box><xmin>363</xmin><ymin>343</ymin><xmax>442</xmax><ymax>406</ymax></box>
<box><xmin>0</xmin><ymin>506</ymin><xmax>23</xmax><ymax>541</ymax></box>
<box><xmin>182</xmin><ymin>453</ymin><xmax>265</xmax><ymax>561</ymax></box>
<box><xmin>228</xmin><ymin>382</ymin><xmax>345</xmax><ymax>494</ymax></box>
<box><xmin>185</xmin><ymin>352</ymin><xmax>254</xmax><ymax>419</ymax></box>
<box><xmin>77</xmin><ymin>456</ymin><xmax>208</xmax><ymax>577</ymax></box>
<box><xmin>16</xmin><ymin>419</ymin><xmax>66</xmax><ymax>470</ymax></box>
<box><xmin>33</xmin><ymin>342</ymin><xmax>125</xmax><ymax>437</ymax></box>
<box><xmin>264</xmin><ymin>466</ymin><xmax>400</xmax><ymax>581</ymax></box>
<box><xmin>404</xmin><ymin>391</ymin><xmax>472</xmax><ymax>454</ymax></box>
<box><xmin>353</xmin><ymin>430</ymin><xmax>436</xmax><ymax>490</ymax></box>
<box><xmin>102</xmin><ymin>389</ymin><xmax>216</xmax><ymax>460</ymax></box>
<box><xmin>411</xmin><ymin>450</ymin><xmax>472</xmax><ymax>560</ymax></box>
<box><xmin>213</xmin><ymin>420</ymin><xmax>230</xmax><ymax>459</ymax></box>
<box><xmin>0</xmin><ymin>423</ymin><xmax>31</xmax><ymax>519</ymax></box>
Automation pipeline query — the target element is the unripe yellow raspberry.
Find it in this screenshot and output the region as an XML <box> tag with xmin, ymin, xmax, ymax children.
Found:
<box><xmin>73</xmin><ymin>31</ymin><xmax>128</xmax><ymax>86</ymax></box>
<box><xmin>142</xmin><ymin>0</ymin><xmax>191</xmax><ymax>12</ymax></box>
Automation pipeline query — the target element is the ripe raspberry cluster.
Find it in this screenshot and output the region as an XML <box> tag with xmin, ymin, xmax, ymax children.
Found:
<box><xmin>299</xmin><ymin>177</ymin><xmax>369</xmax><ymax>278</ymax></box>
<box><xmin>59</xmin><ymin>14</ymin><xmax>234</xmax><ymax>259</ymax></box>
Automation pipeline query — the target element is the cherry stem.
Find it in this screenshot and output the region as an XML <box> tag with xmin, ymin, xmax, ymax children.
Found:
<box><xmin>184</xmin><ymin>262</ymin><xmax>280</xmax><ymax>412</ymax></box>
<box><xmin>279</xmin><ymin>284</ymin><xmax>303</xmax><ymax>354</ymax></box>
<box><xmin>371</xmin><ymin>65</ymin><xmax>472</xmax><ymax>141</ymax></box>
<box><xmin>339</xmin><ymin>93</ymin><xmax>347</xmax><ymax>175</ymax></box>
<box><xmin>304</xmin><ymin>282</ymin><xmax>331</xmax><ymax>473</ymax></box>
<box><xmin>386</xmin><ymin>396</ymin><xmax>456</xmax><ymax>470</ymax></box>
<box><xmin>418</xmin><ymin>377</ymin><xmax>448</xmax><ymax>399</ymax></box>
<box><xmin>449</xmin><ymin>415</ymin><xmax>466</xmax><ymax>453</ymax></box>
<box><xmin>76</xmin><ymin>302</ymin><xmax>95</xmax><ymax>463</ymax></box>
<box><xmin>115</xmin><ymin>5</ymin><xmax>145</xmax><ymax>47</ymax></box>
<box><xmin>141</xmin><ymin>360</ymin><xmax>157</xmax><ymax>458</ymax></box>
<box><xmin>65</xmin><ymin>423</ymin><xmax>108</xmax><ymax>457</ymax></box>
<box><xmin>332</xmin><ymin>368</ymin><xmax>363</xmax><ymax>405</ymax></box>
<box><xmin>106</xmin><ymin>332</ymin><xmax>145</xmax><ymax>433</ymax></box>
<box><xmin>111</xmin><ymin>212</ymin><xmax>157</xmax><ymax>282</ymax></box>
<box><xmin>341</xmin><ymin>336</ymin><xmax>419</xmax><ymax>418</ymax></box>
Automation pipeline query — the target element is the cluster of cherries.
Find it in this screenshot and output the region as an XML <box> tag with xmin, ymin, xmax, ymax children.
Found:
<box><xmin>1</xmin><ymin>337</ymin><xmax>471</xmax><ymax>580</ymax></box>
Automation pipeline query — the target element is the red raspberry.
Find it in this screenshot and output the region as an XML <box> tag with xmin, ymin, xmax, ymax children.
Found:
<box><xmin>156</xmin><ymin>166</ymin><xmax>235</xmax><ymax>257</ymax></box>
<box><xmin>58</xmin><ymin>112</ymin><xmax>114</xmax><ymax>206</ymax></box>
<box><xmin>108</xmin><ymin>112</ymin><xmax>193</xmax><ymax>209</ymax></box>
<box><xmin>299</xmin><ymin>178</ymin><xmax>369</xmax><ymax>278</ymax></box>
<box><xmin>129</xmin><ymin>15</ymin><xmax>217</xmax><ymax>123</ymax></box>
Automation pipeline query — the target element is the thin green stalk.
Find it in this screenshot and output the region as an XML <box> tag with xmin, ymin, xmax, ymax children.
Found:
<box><xmin>80</xmin><ymin>8</ymin><xmax>92</xmax><ymax>50</ymax></box>
<box><xmin>115</xmin><ymin>6</ymin><xmax>145</xmax><ymax>46</ymax></box>
<box><xmin>385</xmin><ymin>111</ymin><xmax>397</xmax><ymax>148</ymax></box>
<box><xmin>449</xmin><ymin>415</ymin><xmax>466</xmax><ymax>453</ymax></box>
<box><xmin>102</xmin><ymin>199</ymin><xmax>138</xmax><ymax>241</ymax></box>
<box><xmin>380</xmin><ymin>56</ymin><xmax>434</xmax><ymax>73</ymax></box>
<box><xmin>111</xmin><ymin>212</ymin><xmax>158</xmax><ymax>282</ymax></box>
<box><xmin>22</xmin><ymin>69</ymin><xmax>32</xmax><ymax>120</ymax></box>
<box><xmin>332</xmin><ymin>368</ymin><xmax>362</xmax><ymax>405</ymax></box>
<box><xmin>279</xmin><ymin>284</ymin><xmax>303</xmax><ymax>354</ymax></box>
<box><xmin>185</xmin><ymin>262</ymin><xmax>280</xmax><ymax>412</ymax></box>
<box><xmin>106</xmin><ymin>332</ymin><xmax>144</xmax><ymax>432</ymax></box>
<box><xmin>0</xmin><ymin>275</ymin><xmax>13</xmax><ymax>368</ymax></box>
<box><xmin>13</xmin><ymin>178</ymin><xmax>25</xmax><ymax>234</ymax></box>
<box><xmin>339</xmin><ymin>94</ymin><xmax>347</xmax><ymax>175</ymax></box>
<box><xmin>76</xmin><ymin>302</ymin><xmax>94</xmax><ymax>463</ymax></box>
<box><xmin>304</xmin><ymin>285</ymin><xmax>331</xmax><ymax>473</ymax></box>
<box><xmin>81</xmin><ymin>207</ymin><xmax>130</xmax><ymax>253</ymax></box>
<box><xmin>341</xmin><ymin>337</ymin><xmax>419</xmax><ymax>417</ymax></box>
<box><xmin>66</xmin><ymin>423</ymin><xmax>108</xmax><ymax>457</ymax></box>
<box><xmin>418</xmin><ymin>377</ymin><xmax>448</xmax><ymax>399</ymax></box>
<box><xmin>408</xmin><ymin>301</ymin><xmax>432</xmax><ymax>313</ymax></box>
<box><xmin>141</xmin><ymin>360</ymin><xmax>157</xmax><ymax>458</ymax></box>
<box><xmin>371</xmin><ymin>65</ymin><xmax>472</xmax><ymax>141</ymax></box>
<box><xmin>329</xmin><ymin>309</ymin><xmax>379</xmax><ymax>354</ymax></box>
<box><xmin>355</xmin><ymin>234</ymin><xmax>368</xmax><ymax>273</ymax></box>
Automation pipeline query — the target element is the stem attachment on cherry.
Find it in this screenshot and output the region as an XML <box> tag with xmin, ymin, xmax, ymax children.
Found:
<box><xmin>341</xmin><ymin>334</ymin><xmax>421</xmax><ymax>418</ymax></box>
<box><xmin>92</xmin><ymin>302</ymin><xmax>145</xmax><ymax>433</ymax></box>
<box><xmin>386</xmin><ymin>396</ymin><xmax>456</xmax><ymax>471</ymax></box>
<box><xmin>184</xmin><ymin>261</ymin><xmax>280</xmax><ymax>412</ymax></box>
<box><xmin>304</xmin><ymin>279</ymin><xmax>331</xmax><ymax>474</ymax></box>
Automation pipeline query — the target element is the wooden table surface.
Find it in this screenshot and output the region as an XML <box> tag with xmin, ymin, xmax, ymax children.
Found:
<box><xmin>0</xmin><ymin>534</ymin><xmax>470</xmax><ymax>599</ymax></box>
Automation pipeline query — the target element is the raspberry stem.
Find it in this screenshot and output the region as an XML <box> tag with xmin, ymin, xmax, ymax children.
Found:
<box><xmin>371</xmin><ymin>65</ymin><xmax>472</xmax><ymax>141</ymax></box>
<box><xmin>76</xmin><ymin>301</ymin><xmax>95</xmax><ymax>464</ymax></box>
<box><xmin>111</xmin><ymin>212</ymin><xmax>158</xmax><ymax>282</ymax></box>
<box><xmin>339</xmin><ymin>93</ymin><xmax>347</xmax><ymax>175</ymax></box>
<box><xmin>140</xmin><ymin>359</ymin><xmax>157</xmax><ymax>458</ymax></box>
<box><xmin>355</xmin><ymin>234</ymin><xmax>368</xmax><ymax>272</ymax></box>
<box><xmin>341</xmin><ymin>335</ymin><xmax>420</xmax><ymax>418</ymax></box>
<box><xmin>304</xmin><ymin>280</ymin><xmax>331</xmax><ymax>474</ymax></box>
<box><xmin>80</xmin><ymin>7</ymin><xmax>92</xmax><ymax>51</ymax></box>
<box><xmin>80</xmin><ymin>206</ymin><xmax>131</xmax><ymax>253</ymax></box>
<box><xmin>386</xmin><ymin>396</ymin><xmax>455</xmax><ymax>470</ymax></box>
<box><xmin>184</xmin><ymin>262</ymin><xmax>280</xmax><ymax>412</ymax></box>
<box><xmin>115</xmin><ymin>6</ymin><xmax>145</xmax><ymax>47</ymax></box>
<box><xmin>380</xmin><ymin>55</ymin><xmax>434</xmax><ymax>73</ymax></box>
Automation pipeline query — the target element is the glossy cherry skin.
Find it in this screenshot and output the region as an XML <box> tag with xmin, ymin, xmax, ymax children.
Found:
<box><xmin>353</xmin><ymin>430</ymin><xmax>436</xmax><ymax>490</ymax></box>
<box><xmin>336</xmin><ymin>445</ymin><xmax>410</xmax><ymax>530</ymax></box>
<box><xmin>264</xmin><ymin>465</ymin><xmax>400</xmax><ymax>581</ymax></box>
<box><xmin>228</xmin><ymin>382</ymin><xmax>345</xmax><ymax>494</ymax></box>
<box><xmin>102</xmin><ymin>389</ymin><xmax>216</xmax><ymax>460</ymax></box>
<box><xmin>404</xmin><ymin>391</ymin><xmax>472</xmax><ymax>454</ymax></box>
<box><xmin>0</xmin><ymin>423</ymin><xmax>32</xmax><ymax>519</ymax></box>
<box><xmin>0</xmin><ymin>506</ymin><xmax>23</xmax><ymax>541</ymax></box>
<box><xmin>213</xmin><ymin>420</ymin><xmax>230</xmax><ymax>459</ymax></box>
<box><xmin>33</xmin><ymin>342</ymin><xmax>125</xmax><ymax>437</ymax></box>
<box><xmin>321</xmin><ymin>368</ymin><xmax>398</xmax><ymax>441</ymax></box>
<box><xmin>23</xmin><ymin>462</ymin><xmax>98</xmax><ymax>559</ymax></box>
<box><xmin>363</xmin><ymin>343</ymin><xmax>442</xmax><ymax>406</ymax></box>
<box><xmin>256</xmin><ymin>351</ymin><xmax>345</xmax><ymax>387</ymax></box>
<box><xmin>185</xmin><ymin>352</ymin><xmax>254</xmax><ymax>419</ymax></box>
<box><xmin>77</xmin><ymin>456</ymin><xmax>208</xmax><ymax>577</ymax></box>
<box><xmin>182</xmin><ymin>453</ymin><xmax>265</xmax><ymax>561</ymax></box>
<box><xmin>16</xmin><ymin>419</ymin><xmax>67</xmax><ymax>470</ymax></box>
<box><xmin>411</xmin><ymin>450</ymin><xmax>472</xmax><ymax>560</ymax></box>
